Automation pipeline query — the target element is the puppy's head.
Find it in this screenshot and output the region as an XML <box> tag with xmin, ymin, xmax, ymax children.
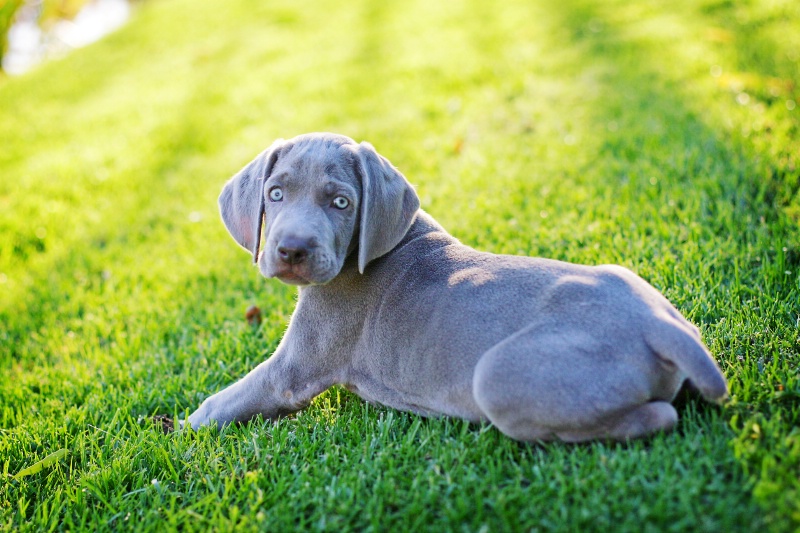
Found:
<box><xmin>218</xmin><ymin>133</ymin><xmax>419</xmax><ymax>286</ymax></box>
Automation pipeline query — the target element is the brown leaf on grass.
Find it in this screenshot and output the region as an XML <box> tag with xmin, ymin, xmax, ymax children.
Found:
<box><xmin>246</xmin><ymin>305</ymin><xmax>262</xmax><ymax>326</ymax></box>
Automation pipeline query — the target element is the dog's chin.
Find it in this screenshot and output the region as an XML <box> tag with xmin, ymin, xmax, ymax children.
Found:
<box><xmin>266</xmin><ymin>265</ymin><xmax>339</xmax><ymax>287</ymax></box>
<box><xmin>276</xmin><ymin>271</ymin><xmax>312</xmax><ymax>286</ymax></box>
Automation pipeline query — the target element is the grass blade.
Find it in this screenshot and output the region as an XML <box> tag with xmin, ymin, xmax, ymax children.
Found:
<box><xmin>14</xmin><ymin>449</ymin><xmax>68</xmax><ymax>480</ymax></box>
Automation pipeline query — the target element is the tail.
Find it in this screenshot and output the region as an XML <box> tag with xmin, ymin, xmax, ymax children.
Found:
<box><xmin>645</xmin><ymin>316</ymin><xmax>729</xmax><ymax>404</ymax></box>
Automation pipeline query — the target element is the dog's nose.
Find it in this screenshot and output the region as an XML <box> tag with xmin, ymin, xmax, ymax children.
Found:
<box><xmin>277</xmin><ymin>237</ymin><xmax>311</xmax><ymax>265</ymax></box>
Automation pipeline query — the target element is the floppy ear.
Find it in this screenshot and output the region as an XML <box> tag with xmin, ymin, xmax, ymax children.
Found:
<box><xmin>218</xmin><ymin>139</ymin><xmax>284</xmax><ymax>262</ymax></box>
<box><xmin>355</xmin><ymin>141</ymin><xmax>420</xmax><ymax>273</ymax></box>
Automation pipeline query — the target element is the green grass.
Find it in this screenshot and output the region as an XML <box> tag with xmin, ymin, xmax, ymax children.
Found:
<box><xmin>1</xmin><ymin>0</ymin><xmax>798</xmax><ymax>530</ymax></box>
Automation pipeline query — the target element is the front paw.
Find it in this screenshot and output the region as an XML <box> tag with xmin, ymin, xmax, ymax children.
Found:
<box><xmin>184</xmin><ymin>397</ymin><xmax>218</xmax><ymax>430</ymax></box>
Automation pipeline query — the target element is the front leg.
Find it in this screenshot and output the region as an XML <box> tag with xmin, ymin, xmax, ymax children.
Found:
<box><xmin>184</xmin><ymin>351</ymin><xmax>333</xmax><ymax>430</ymax></box>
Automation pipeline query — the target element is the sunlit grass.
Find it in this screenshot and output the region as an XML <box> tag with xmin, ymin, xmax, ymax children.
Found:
<box><xmin>1</xmin><ymin>0</ymin><xmax>798</xmax><ymax>530</ymax></box>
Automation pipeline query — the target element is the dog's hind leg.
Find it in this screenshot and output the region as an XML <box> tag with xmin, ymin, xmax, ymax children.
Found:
<box><xmin>472</xmin><ymin>324</ymin><xmax>678</xmax><ymax>442</ymax></box>
<box><xmin>554</xmin><ymin>402</ymin><xmax>677</xmax><ymax>442</ymax></box>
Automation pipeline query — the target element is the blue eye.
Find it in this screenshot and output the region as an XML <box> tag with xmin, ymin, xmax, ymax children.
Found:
<box><xmin>332</xmin><ymin>196</ymin><xmax>349</xmax><ymax>209</ymax></box>
<box><xmin>269</xmin><ymin>187</ymin><xmax>283</xmax><ymax>202</ymax></box>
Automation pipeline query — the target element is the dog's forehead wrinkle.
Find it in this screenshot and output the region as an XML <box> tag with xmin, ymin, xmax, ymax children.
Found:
<box><xmin>324</xmin><ymin>161</ymin><xmax>341</xmax><ymax>176</ymax></box>
<box><xmin>269</xmin><ymin>171</ymin><xmax>289</xmax><ymax>183</ymax></box>
<box><xmin>323</xmin><ymin>181</ymin><xmax>338</xmax><ymax>196</ymax></box>
<box><xmin>271</xmin><ymin>150</ymin><xmax>360</xmax><ymax>196</ymax></box>
<box><xmin>287</xmin><ymin>136</ymin><xmax>353</xmax><ymax>163</ymax></box>
<box><xmin>284</xmin><ymin>155</ymin><xmax>333</xmax><ymax>180</ymax></box>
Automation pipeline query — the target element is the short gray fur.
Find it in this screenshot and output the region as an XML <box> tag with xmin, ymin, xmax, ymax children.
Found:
<box><xmin>186</xmin><ymin>132</ymin><xmax>728</xmax><ymax>442</ymax></box>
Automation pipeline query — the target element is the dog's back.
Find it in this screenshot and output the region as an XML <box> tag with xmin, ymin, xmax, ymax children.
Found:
<box><xmin>332</xmin><ymin>211</ymin><xmax>727</xmax><ymax>435</ymax></box>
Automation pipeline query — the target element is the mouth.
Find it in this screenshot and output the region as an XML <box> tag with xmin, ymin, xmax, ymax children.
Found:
<box><xmin>275</xmin><ymin>269</ymin><xmax>310</xmax><ymax>285</ymax></box>
<box><xmin>257</xmin><ymin>255</ymin><xmax>311</xmax><ymax>285</ymax></box>
<box><xmin>258</xmin><ymin>249</ymin><xmax>339</xmax><ymax>286</ymax></box>
<box><xmin>273</xmin><ymin>263</ymin><xmax>341</xmax><ymax>286</ymax></box>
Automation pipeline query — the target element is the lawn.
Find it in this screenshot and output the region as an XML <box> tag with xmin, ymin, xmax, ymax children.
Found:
<box><xmin>1</xmin><ymin>0</ymin><xmax>798</xmax><ymax>530</ymax></box>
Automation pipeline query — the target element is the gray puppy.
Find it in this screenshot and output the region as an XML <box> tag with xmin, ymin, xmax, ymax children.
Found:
<box><xmin>185</xmin><ymin>132</ymin><xmax>728</xmax><ymax>441</ymax></box>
